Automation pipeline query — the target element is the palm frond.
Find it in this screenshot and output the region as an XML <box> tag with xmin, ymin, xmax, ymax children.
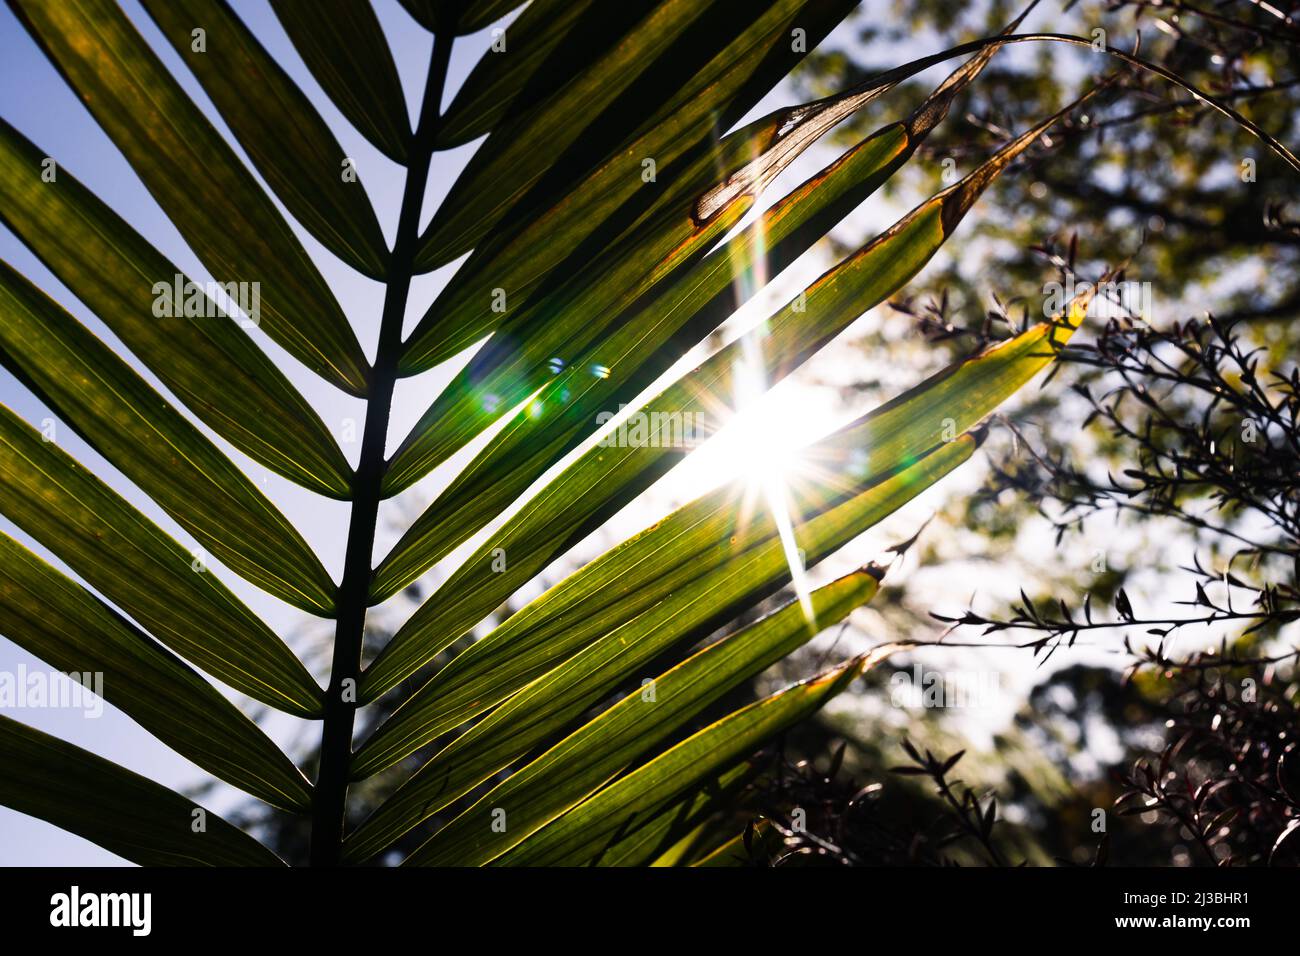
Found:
<box><xmin>4</xmin><ymin>0</ymin><xmax>1283</xmax><ymax>868</ymax></box>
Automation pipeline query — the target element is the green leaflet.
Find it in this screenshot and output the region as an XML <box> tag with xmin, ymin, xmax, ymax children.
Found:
<box><xmin>398</xmin><ymin>0</ymin><xmax>528</xmax><ymax>34</ymax></box>
<box><xmin>142</xmin><ymin>0</ymin><xmax>390</xmax><ymax>279</ymax></box>
<box><xmin>409</xmin><ymin>0</ymin><xmax>714</xmax><ymax>271</ymax></box>
<box><xmin>593</xmin><ymin>762</ymin><xmax>759</xmax><ymax>867</ymax></box>
<box><xmin>402</xmin><ymin>0</ymin><xmax>855</xmax><ymax>361</ymax></box>
<box><xmin>464</xmin><ymin>655</ymin><xmax>873</xmax><ymax>866</ymax></box>
<box><xmin>0</xmin><ymin>405</ymin><xmax>323</xmax><ymax>716</ymax></box>
<box><xmin>353</xmin><ymin>434</ymin><xmax>976</xmax><ymax>784</ymax></box>
<box><xmin>0</xmin><ymin>536</ymin><xmax>312</xmax><ymax>812</ymax></box>
<box><xmin>11</xmin><ymin>0</ymin><xmax>371</xmax><ymax>395</ymax></box>
<box><xmin>347</xmin><ymin>567</ymin><xmax>884</xmax><ymax>861</ymax></box>
<box><xmin>0</xmin><ymin>264</ymin><xmax>338</xmax><ymax>616</ymax></box>
<box><xmin>270</xmin><ymin>0</ymin><xmax>411</xmax><ymax>164</ymax></box>
<box><xmin>436</xmin><ymin>0</ymin><xmax>657</xmax><ymax>149</ymax></box>
<box><xmin>0</xmin><ymin>715</ymin><xmax>287</xmax><ymax>865</ymax></box>
<box><xmin>820</xmin><ymin>311</ymin><xmax>1085</xmax><ymax>473</ymax></box>
<box><xmin>0</xmin><ymin>119</ymin><xmax>353</xmax><ymax>499</ymax></box>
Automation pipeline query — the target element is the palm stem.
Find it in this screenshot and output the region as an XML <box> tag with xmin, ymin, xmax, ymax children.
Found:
<box><xmin>310</xmin><ymin>32</ymin><xmax>453</xmax><ymax>867</ymax></box>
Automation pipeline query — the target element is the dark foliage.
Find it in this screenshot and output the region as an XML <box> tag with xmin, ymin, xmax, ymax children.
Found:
<box><xmin>1115</xmin><ymin>662</ymin><xmax>1300</xmax><ymax>866</ymax></box>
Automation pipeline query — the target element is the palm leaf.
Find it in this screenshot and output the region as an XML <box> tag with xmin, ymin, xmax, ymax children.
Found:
<box><xmin>141</xmin><ymin>0</ymin><xmax>391</xmax><ymax>279</ymax></box>
<box><xmin>0</xmin><ymin>263</ymin><xmax>337</xmax><ymax>614</ymax></box>
<box><xmin>269</xmin><ymin>0</ymin><xmax>411</xmax><ymax>164</ymax></box>
<box><xmin>0</xmin><ymin>715</ymin><xmax>286</xmax><ymax>866</ymax></box>
<box><xmin>0</xmin><ymin>405</ymin><xmax>323</xmax><ymax>715</ymax></box>
<box><xmin>364</xmin><ymin>100</ymin><xmax>1090</xmax><ymax>690</ymax></box>
<box><xmin>8</xmin><ymin>1</ymin><xmax>1265</xmax><ymax>867</ymax></box>
<box><xmin>10</xmin><ymin>0</ymin><xmax>370</xmax><ymax>394</ymax></box>
<box><xmin>0</xmin><ymin>534</ymin><xmax>311</xmax><ymax>810</ymax></box>
<box><xmin>0</xmin><ymin>119</ymin><xmax>353</xmax><ymax>499</ymax></box>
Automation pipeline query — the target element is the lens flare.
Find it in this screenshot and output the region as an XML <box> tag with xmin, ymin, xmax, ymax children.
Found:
<box><xmin>686</xmin><ymin>208</ymin><xmax>825</xmax><ymax>630</ymax></box>
<box><xmin>734</xmin><ymin>329</ymin><xmax>817</xmax><ymax>628</ymax></box>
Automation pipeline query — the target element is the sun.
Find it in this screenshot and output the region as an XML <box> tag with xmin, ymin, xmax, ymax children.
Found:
<box><xmin>671</xmin><ymin>329</ymin><xmax>844</xmax><ymax>632</ymax></box>
<box><xmin>690</xmin><ymin>363</ymin><xmax>821</xmax><ymax>485</ymax></box>
<box><xmin>651</xmin><ymin>202</ymin><xmax>849</xmax><ymax>633</ymax></box>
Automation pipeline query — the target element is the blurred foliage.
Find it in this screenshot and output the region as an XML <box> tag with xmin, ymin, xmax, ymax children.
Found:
<box><xmin>737</xmin><ymin>0</ymin><xmax>1300</xmax><ymax>865</ymax></box>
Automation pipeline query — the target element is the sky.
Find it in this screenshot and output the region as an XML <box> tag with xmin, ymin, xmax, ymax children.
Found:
<box><xmin>0</xmin><ymin>0</ymin><xmax>1123</xmax><ymax>865</ymax></box>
